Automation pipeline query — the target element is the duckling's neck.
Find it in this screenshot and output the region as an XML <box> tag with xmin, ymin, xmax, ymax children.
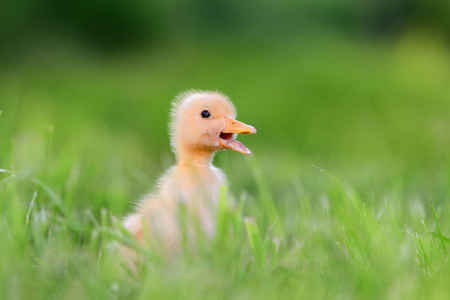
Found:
<box><xmin>176</xmin><ymin>147</ymin><xmax>215</xmax><ymax>167</ymax></box>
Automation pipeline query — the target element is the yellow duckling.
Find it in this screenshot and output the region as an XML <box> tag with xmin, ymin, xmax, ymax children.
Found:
<box><xmin>120</xmin><ymin>90</ymin><xmax>256</xmax><ymax>263</ymax></box>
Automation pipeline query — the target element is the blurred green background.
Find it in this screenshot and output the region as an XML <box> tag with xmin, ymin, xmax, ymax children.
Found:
<box><xmin>1</xmin><ymin>1</ymin><xmax>450</xmax><ymax>299</ymax></box>
<box><xmin>2</xmin><ymin>0</ymin><xmax>450</xmax><ymax>207</ymax></box>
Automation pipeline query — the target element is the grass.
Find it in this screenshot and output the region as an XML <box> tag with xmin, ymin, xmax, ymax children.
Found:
<box><xmin>1</xmin><ymin>33</ymin><xmax>450</xmax><ymax>299</ymax></box>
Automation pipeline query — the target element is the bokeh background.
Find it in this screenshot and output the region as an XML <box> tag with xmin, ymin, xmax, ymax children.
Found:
<box><xmin>2</xmin><ymin>0</ymin><xmax>450</xmax><ymax>209</ymax></box>
<box><xmin>1</xmin><ymin>0</ymin><xmax>450</xmax><ymax>299</ymax></box>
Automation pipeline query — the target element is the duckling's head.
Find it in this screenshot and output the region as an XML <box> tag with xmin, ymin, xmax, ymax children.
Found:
<box><xmin>170</xmin><ymin>90</ymin><xmax>256</xmax><ymax>162</ymax></box>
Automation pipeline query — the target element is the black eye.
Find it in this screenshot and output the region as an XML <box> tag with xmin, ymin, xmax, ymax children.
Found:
<box><xmin>201</xmin><ymin>110</ymin><xmax>211</xmax><ymax>118</ymax></box>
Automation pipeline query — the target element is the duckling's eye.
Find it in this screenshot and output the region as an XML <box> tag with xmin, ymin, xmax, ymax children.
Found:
<box><xmin>201</xmin><ymin>110</ymin><xmax>211</xmax><ymax>119</ymax></box>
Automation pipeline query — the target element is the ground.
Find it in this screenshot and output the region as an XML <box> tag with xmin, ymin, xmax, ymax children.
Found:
<box><xmin>1</xmin><ymin>34</ymin><xmax>450</xmax><ymax>299</ymax></box>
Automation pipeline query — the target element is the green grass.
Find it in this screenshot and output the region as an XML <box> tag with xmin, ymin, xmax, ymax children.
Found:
<box><xmin>1</xmin><ymin>33</ymin><xmax>450</xmax><ymax>299</ymax></box>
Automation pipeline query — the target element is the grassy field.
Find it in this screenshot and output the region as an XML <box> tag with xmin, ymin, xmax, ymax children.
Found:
<box><xmin>1</xmin><ymin>34</ymin><xmax>450</xmax><ymax>299</ymax></box>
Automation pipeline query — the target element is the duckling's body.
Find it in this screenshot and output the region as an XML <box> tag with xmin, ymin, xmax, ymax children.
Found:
<box><xmin>120</xmin><ymin>90</ymin><xmax>256</xmax><ymax>263</ymax></box>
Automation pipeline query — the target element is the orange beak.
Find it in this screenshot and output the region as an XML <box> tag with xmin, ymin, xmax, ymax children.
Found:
<box><xmin>219</xmin><ymin>118</ymin><xmax>257</xmax><ymax>154</ymax></box>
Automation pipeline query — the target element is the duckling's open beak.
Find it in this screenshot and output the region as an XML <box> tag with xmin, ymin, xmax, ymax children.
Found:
<box><xmin>219</xmin><ymin>118</ymin><xmax>257</xmax><ymax>155</ymax></box>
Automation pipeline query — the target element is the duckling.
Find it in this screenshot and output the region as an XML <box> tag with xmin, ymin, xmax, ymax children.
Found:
<box><xmin>120</xmin><ymin>90</ymin><xmax>256</xmax><ymax>264</ymax></box>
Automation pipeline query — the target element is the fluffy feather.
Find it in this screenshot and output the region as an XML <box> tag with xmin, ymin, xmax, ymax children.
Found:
<box><xmin>119</xmin><ymin>90</ymin><xmax>255</xmax><ymax>266</ymax></box>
